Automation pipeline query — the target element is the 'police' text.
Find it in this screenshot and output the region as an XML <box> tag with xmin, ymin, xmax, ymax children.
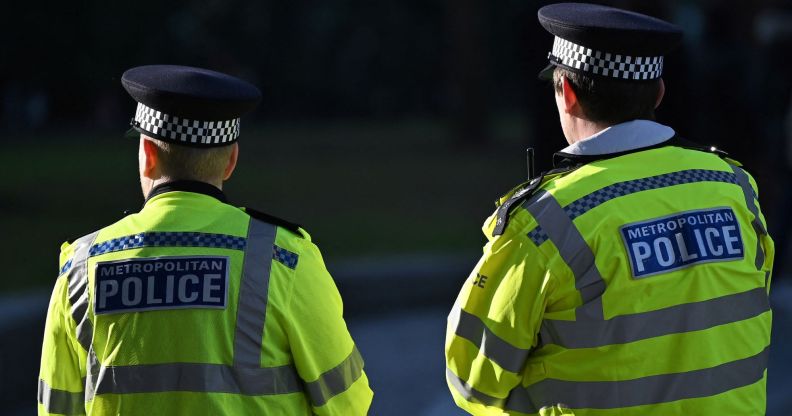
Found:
<box><xmin>94</xmin><ymin>256</ymin><xmax>229</xmax><ymax>314</ymax></box>
<box><xmin>620</xmin><ymin>207</ymin><xmax>744</xmax><ymax>278</ymax></box>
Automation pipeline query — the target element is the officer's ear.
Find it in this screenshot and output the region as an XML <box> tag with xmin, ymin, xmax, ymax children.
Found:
<box><xmin>560</xmin><ymin>76</ymin><xmax>582</xmax><ymax>116</ymax></box>
<box><xmin>223</xmin><ymin>142</ymin><xmax>239</xmax><ymax>181</ymax></box>
<box><xmin>141</xmin><ymin>137</ymin><xmax>160</xmax><ymax>179</ymax></box>
<box><xmin>655</xmin><ymin>78</ymin><xmax>666</xmax><ymax>110</ymax></box>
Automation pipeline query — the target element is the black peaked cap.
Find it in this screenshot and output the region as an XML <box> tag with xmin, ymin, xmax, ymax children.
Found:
<box><xmin>538</xmin><ymin>3</ymin><xmax>683</xmax><ymax>57</ymax></box>
<box><xmin>122</xmin><ymin>65</ymin><xmax>262</xmax><ymax>121</ymax></box>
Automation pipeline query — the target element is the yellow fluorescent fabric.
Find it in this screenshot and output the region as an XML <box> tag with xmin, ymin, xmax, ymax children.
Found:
<box><xmin>39</xmin><ymin>190</ymin><xmax>372</xmax><ymax>415</ymax></box>
<box><xmin>446</xmin><ymin>146</ymin><xmax>773</xmax><ymax>415</ymax></box>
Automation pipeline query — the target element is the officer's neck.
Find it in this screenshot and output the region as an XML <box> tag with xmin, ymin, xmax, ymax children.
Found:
<box><xmin>156</xmin><ymin>177</ymin><xmax>222</xmax><ymax>190</ymax></box>
<box><xmin>142</xmin><ymin>177</ymin><xmax>224</xmax><ymax>201</ymax></box>
<box><xmin>143</xmin><ymin>180</ymin><xmax>228</xmax><ymax>206</ymax></box>
<box><xmin>140</xmin><ymin>176</ymin><xmax>225</xmax><ymax>202</ymax></box>
<box><xmin>563</xmin><ymin>116</ymin><xmax>612</xmax><ymax>145</ymax></box>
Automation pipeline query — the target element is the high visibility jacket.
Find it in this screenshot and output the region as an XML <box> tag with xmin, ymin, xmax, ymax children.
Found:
<box><xmin>445</xmin><ymin>132</ymin><xmax>773</xmax><ymax>415</ymax></box>
<box><xmin>38</xmin><ymin>181</ymin><xmax>372</xmax><ymax>415</ymax></box>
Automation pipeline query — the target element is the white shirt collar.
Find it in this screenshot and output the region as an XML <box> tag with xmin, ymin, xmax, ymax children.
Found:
<box><xmin>559</xmin><ymin>120</ymin><xmax>675</xmax><ymax>156</ymax></box>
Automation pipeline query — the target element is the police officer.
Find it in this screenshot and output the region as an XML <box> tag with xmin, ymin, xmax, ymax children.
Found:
<box><xmin>38</xmin><ymin>65</ymin><xmax>373</xmax><ymax>415</ymax></box>
<box><xmin>445</xmin><ymin>4</ymin><xmax>773</xmax><ymax>415</ymax></box>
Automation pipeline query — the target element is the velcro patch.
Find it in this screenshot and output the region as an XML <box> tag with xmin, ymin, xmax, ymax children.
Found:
<box><xmin>94</xmin><ymin>256</ymin><xmax>229</xmax><ymax>315</ymax></box>
<box><xmin>620</xmin><ymin>207</ymin><xmax>744</xmax><ymax>279</ymax></box>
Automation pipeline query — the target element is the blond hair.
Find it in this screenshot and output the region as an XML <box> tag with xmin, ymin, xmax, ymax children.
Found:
<box><xmin>149</xmin><ymin>137</ymin><xmax>234</xmax><ymax>183</ymax></box>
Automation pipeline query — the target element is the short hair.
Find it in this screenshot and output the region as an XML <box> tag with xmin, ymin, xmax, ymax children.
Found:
<box><xmin>147</xmin><ymin>137</ymin><xmax>234</xmax><ymax>183</ymax></box>
<box><xmin>552</xmin><ymin>67</ymin><xmax>661</xmax><ymax>124</ymax></box>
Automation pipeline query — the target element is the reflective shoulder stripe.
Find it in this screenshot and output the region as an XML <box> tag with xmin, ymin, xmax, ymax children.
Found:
<box><xmin>93</xmin><ymin>363</ymin><xmax>302</xmax><ymax>395</ymax></box>
<box><xmin>525</xmin><ymin>169</ymin><xmax>739</xmax><ymax>246</ymax></box>
<box><xmin>729</xmin><ymin>166</ymin><xmax>761</xmax><ymax>220</ymax></box>
<box><xmin>66</xmin><ymin>231</ymin><xmax>100</xmax><ymax>352</ymax></box>
<box><xmin>524</xmin><ymin>190</ymin><xmax>605</xmax><ymax>320</ymax></box>
<box><xmin>60</xmin><ymin>258</ymin><xmax>74</xmax><ymax>276</ymax></box>
<box><xmin>448</xmin><ymin>307</ymin><xmax>531</xmax><ymax>374</ymax></box>
<box><xmin>729</xmin><ymin>165</ymin><xmax>767</xmax><ymax>270</ymax></box>
<box><xmin>540</xmin><ymin>287</ymin><xmax>770</xmax><ymax>349</ymax></box>
<box><xmin>527</xmin><ymin>227</ymin><xmax>550</xmax><ymax>246</ymax></box>
<box><xmin>66</xmin><ymin>232</ymin><xmax>101</xmax><ymax>401</ymax></box>
<box><xmin>38</xmin><ymin>379</ymin><xmax>85</xmax><ymax>416</ymax></box>
<box><xmin>89</xmin><ymin>231</ymin><xmax>247</xmax><ymax>257</ymax></box>
<box><xmin>521</xmin><ymin>346</ymin><xmax>769</xmax><ymax>412</ymax></box>
<box><xmin>305</xmin><ymin>346</ymin><xmax>366</xmax><ymax>407</ymax></box>
<box><xmin>234</xmin><ymin>218</ymin><xmax>277</xmax><ymax>367</ymax></box>
<box><xmin>272</xmin><ymin>245</ymin><xmax>299</xmax><ymax>269</ymax></box>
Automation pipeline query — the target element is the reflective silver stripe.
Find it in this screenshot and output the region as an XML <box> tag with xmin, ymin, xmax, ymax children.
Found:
<box><xmin>65</xmin><ymin>232</ymin><xmax>100</xmax><ymax>402</ymax></box>
<box><xmin>66</xmin><ymin>232</ymin><xmax>99</xmax><ymax>352</ymax></box>
<box><xmin>93</xmin><ymin>362</ymin><xmax>302</xmax><ymax>395</ymax></box>
<box><xmin>446</xmin><ymin>368</ymin><xmax>505</xmax><ymax>408</ymax></box>
<box><xmin>755</xmin><ymin>236</ymin><xmax>765</xmax><ymax>270</ymax></box>
<box><xmin>520</xmin><ymin>346</ymin><xmax>769</xmax><ymax>412</ymax></box>
<box><xmin>540</xmin><ymin>287</ymin><xmax>771</xmax><ymax>349</ymax></box>
<box><xmin>85</xmin><ymin>346</ymin><xmax>101</xmax><ymax>402</ymax></box>
<box><xmin>305</xmin><ymin>346</ymin><xmax>366</xmax><ymax>407</ymax></box>
<box><xmin>449</xmin><ymin>347</ymin><xmax>769</xmax><ymax>413</ymax></box>
<box><xmin>38</xmin><ymin>379</ymin><xmax>85</xmax><ymax>415</ymax></box>
<box><xmin>448</xmin><ymin>307</ymin><xmax>531</xmax><ymax>373</ymax></box>
<box><xmin>75</xmin><ymin>320</ymin><xmax>94</xmax><ymax>355</ymax></box>
<box><xmin>524</xmin><ymin>191</ymin><xmax>605</xmax><ymax>320</ymax></box>
<box><xmin>234</xmin><ymin>219</ymin><xmax>277</xmax><ymax>367</ymax></box>
<box><xmin>730</xmin><ymin>165</ymin><xmax>767</xmax><ymax>270</ymax></box>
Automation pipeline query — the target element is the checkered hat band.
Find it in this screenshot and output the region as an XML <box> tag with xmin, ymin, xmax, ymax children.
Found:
<box><xmin>526</xmin><ymin>169</ymin><xmax>739</xmax><ymax>245</ymax></box>
<box><xmin>549</xmin><ymin>36</ymin><xmax>664</xmax><ymax>80</ymax></box>
<box><xmin>134</xmin><ymin>103</ymin><xmax>240</xmax><ymax>145</ymax></box>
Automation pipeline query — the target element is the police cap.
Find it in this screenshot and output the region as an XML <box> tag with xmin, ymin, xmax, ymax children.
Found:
<box><xmin>537</xmin><ymin>3</ymin><xmax>683</xmax><ymax>81</ymax></box>
<box><xmin>122</xmin><ymin>65</ymin><xmax>262</xmax><ymax>147</ymax></box>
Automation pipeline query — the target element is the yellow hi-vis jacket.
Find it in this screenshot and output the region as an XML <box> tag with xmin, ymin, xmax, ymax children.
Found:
<box><xmin>446</xmin><ymin>134</ymin><xmax>773</xmax><ymax>415</ymax></box>
<box><xmin>38</xmin><ymin>182</ymin><xmax>372</xmax><ymax>415</ymax></box>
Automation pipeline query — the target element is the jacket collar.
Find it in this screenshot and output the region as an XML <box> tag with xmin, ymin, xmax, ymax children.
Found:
<box><xmin>558</xmin><ymin>120</ymin><xmax>675</xmax><ymax>156</ymax></box>
<box><xmin>551</xmin><ymin>120</ymin><xmax>676</xmax><ymax>169</ymax></box>
<box><xmin>144</xmin><ymin>180</ymin><xmax>227</xmax><ymax>206</ymax></box>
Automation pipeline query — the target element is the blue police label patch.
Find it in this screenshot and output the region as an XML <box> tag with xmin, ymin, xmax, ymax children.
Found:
<box><xmin>620</xmin><ymin>207</ymin><xmax>744</xmax><ymax>279</ymax></box>
<box><xmin>94</xmin><ymin>256</ymin><xmax>229</xmax><ymax>315</ymax></box>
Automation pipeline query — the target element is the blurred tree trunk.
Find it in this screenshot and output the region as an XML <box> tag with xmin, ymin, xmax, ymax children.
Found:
<box><xmin>445</xmin><ymin>0</ymin><xmax>490</xmax><ymax>148</ymax></box>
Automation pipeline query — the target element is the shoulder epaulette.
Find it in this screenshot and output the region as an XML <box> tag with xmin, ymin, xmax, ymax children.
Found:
<box><xmin>244</xmin><ymin>208</ymin><xmax>303</xmax><ymax>237</ymax></box>
<box><xmin>492</xmin><ymin>162</ymin><xmax>587</xmax><ymax>237</ymax></box>
<box><xmin>665</xmin><ymin>135</ymin><xmax>730</xmax><ymax>158</ymax></box>
<box><xmin>492</xmin><ymin>174</ymin><xmax>545</xmax><ymax>237</ymax></box>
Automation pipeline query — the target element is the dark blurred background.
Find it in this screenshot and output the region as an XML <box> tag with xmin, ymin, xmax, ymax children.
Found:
<box><xmin>2</xmin><ymin>0</ymin><xmax>791</xmax><ymax>414</ymax></box>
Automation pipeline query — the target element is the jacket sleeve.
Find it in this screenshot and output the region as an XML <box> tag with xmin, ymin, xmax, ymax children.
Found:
<box><xmin>445</xmin><ymin>229</ymin><xmax>554</xmax><ymax>415</ymax></box>
<box><xmin>38</xmin><ymin>244</ymin><xmax>87</xmax><ymax>416</ymax></box>
<box><xmin>283</xmin><ymin>241</ymin><xmax>373</xmax><ymax>415</ymax></box>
